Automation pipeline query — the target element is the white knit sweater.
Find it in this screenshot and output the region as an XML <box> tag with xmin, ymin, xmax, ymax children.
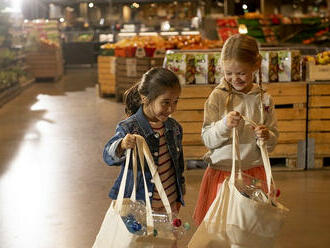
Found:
<box><xmin>202</xmin><ymin>78</ymin><xmax>279</xmax><ymax>171</ymax></box>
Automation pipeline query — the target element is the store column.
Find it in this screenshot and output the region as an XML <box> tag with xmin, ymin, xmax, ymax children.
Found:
<box><xmin>224</xmin><ymin>0</ymin><xmax>235</xmax><ymax>16</ymax></box>
<box><xmin>260</xmin><ymin>0</ymin><xmax>279</xmax><ymax>15</ymax></box>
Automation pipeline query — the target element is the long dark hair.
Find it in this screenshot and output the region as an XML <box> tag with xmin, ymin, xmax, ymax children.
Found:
<box><xmin>123</xmin><ymin>67</ymin><xmax>181</xmax><ymax>116</ymax></box>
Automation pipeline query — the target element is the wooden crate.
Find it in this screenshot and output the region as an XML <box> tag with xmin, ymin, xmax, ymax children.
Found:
<box><xmin>97</xmin><ymin>56</ymin><xmax>116</xmax><ymax>96</ymax></box>
<box><xmin>171</xmin><ymin>85</ymin><xmax>215</xmax><ymax>160</ymax></box>
<box><xmin>115</xmin><ymin>57</ymin><xmax>164</xmax><ymax>102</ymax></box>
<box><xmin>150</xmin><ymin>57</ymin><xmax>164</xmax><ymax>67</ymax></box>
<box><xmin>263</xmin><ymin>82</ymin><xmax>307</xmax><ymax>166</ymax></box>
<box><xmin>26</xmin><ymin>48</ymin><xmax>63</xmax><ymax>80</ymax></box>
<box><xmin>116</xmin><ymin>57</ymin><xmax>163</xmax><ymax>67</ymax></box>
<box><xmin>308</xmin><ymin>83</ymin><xmax>330</xmax><ymax>168</ymax></box>
<box><xmin>115</xmin><ymin>75</ymin><xmax>141</xmax><ymax>102</ymax></box>
<box><xmin>307</xmin><ymin>62</ymin><xmax>330</xmax><ymax>81</ymax></box>
<box><xmin>172</xmin><ymin>83</ymin><xmax>307</xmax><ymax>167</ymax></box>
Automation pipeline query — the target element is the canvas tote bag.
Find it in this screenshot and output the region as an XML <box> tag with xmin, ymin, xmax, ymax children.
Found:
<box><xmin>93</xmin><ymin>135</ymin><xmax>176</xmax><ymax>248</ymax></box>
<box><xmin>189</xmin><ymin>128</ymin><xmax>289</xmax><ymax>248</ymax></box>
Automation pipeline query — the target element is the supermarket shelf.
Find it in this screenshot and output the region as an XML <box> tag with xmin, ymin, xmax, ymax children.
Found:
<box><xmin>0</xmin><ymin>78</ymin><xmax>35</xmax><ymax>108</ymax></box>
<box><xmin>0</xmin><ymin>84</ymin><xmax>20</xmax><ymax>108</ymax></box>
<box><xmin>20</xmin><ymin>77</ymin><xmax>35</xmax><ymax>89</ymax></box>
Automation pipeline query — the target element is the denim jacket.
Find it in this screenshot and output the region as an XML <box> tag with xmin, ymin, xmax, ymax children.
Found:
<box><xmin>103</xmin><ymin>106</ymin><xmax>185</xmax><ymax>205</ymax></box>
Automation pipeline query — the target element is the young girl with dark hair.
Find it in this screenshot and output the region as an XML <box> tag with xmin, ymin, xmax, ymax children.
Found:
<box><xmin>103</xmin><ymin>67</ymin><xmax>185</xmax><ymax>213</ymax></box>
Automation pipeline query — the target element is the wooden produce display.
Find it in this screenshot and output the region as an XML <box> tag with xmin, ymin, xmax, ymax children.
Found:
<box><xmin>24</xmin><ymin>20</ymin><xmax>63</xmax><ymax>81</ymax></box>
<box><xmin>263</xmin><ymin>82</ymin><xmax>307</xmax><ymax>168</ymax></box>
<box><xmin>171</xmin><ymin>85</ymin><xmax>214</xmax><ymax>159</ymax></box>
<box><xmin>308</xmin><ymin>83</ymin><xmax>330</xmax><ymax>168</ymax></box>
<box><xmin>97</xmin><ymin>56</ymin><xmax>116</xmax><ymax>96</ymax></box>
<box><xmin>26</xmin><ymin>48</ymin><xmax>63</xmax><ymax>81</ymax></box>
<box><xmin>172</xmin><ymin>82</ymin><xmax>307</xmax><ymax>168</ymax></box>
<box><xmin>115</xmin><ymin>57</ymin><xmax>163</xmax><ymax>102</ymax></box>
<box><xmin>306</xmin><ymin>62</ymin><xmax>330</xmax><ymax>81</ymax></box>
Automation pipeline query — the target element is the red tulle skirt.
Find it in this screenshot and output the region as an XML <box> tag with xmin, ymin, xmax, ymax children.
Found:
<box><xmin>192</xmin><ymin>165</ymin><xmax>267</xmax><ymax>226</ymax></box>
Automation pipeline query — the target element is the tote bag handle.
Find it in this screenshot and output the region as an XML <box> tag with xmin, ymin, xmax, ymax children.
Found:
<box><xmin>114</xmin><ymin>135</ymin><xmax>173</xmax><ymax>234</ymax></box>
<box><xmin>135</xmin><ymin>135</ymin><xmax>172</xmax><ymax>217</ymax></box>
<box><xmin>230</xmin><ymin>127</ymin><xmax>276</xmax><ymax>201</ymax></box>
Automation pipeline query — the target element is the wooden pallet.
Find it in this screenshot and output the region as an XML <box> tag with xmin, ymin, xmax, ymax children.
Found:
<box><xmin>268</xmin><ymin>156</ymin><xmax>311</xmax><ymax>170</ymax></box>
<box><xmin>308</xmin><ymin>83</ymin><xmax>330</xmax><ymax>167</ymax></box>
<box><xmin>97</xmin><ymin>56</ymin><xmax>116</xmax><ymax>96</ymax></box>
<box><xmin>314</xmin><ymin>157</ymin><xmax>330</xmax><ymax>168</ymax></box>
<box><xmin>172</xmin><ymin>83</ymin><xmax>307</xmax><ymax>167</ymax></box>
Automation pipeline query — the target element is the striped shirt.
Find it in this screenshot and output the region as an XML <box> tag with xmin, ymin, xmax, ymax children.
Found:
<box><xmin>149</xmin><ymin>121</ymin><xmax>178</xmax><ymax>212</ymax></box>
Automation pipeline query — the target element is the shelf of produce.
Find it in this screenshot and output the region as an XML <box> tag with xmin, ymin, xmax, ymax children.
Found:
<box><xmin>308</xmin><ymin>82</ymin><xmax>330</xmax><ymax>168</ymax></box>
<box><xmin>0</xmin><ymin>83</ymin><xmax>20</xmax><ymax>107</ymax></box>
<box><xmin>172</xmin><ymin>82</ymin><xmax>307</xmax><ymax>168</ymax></box>
<box><xmin>0</xmin><ymin>77</ymin><xmax>35</xmax><ymax>108</ymax></box>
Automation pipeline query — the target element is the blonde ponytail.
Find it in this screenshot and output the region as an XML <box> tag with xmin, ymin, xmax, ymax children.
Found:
<box><xmin>225</xmin><ymin>79</ymin><xmax>233</xmax><ymax>115</ymax></box>
<box><xmin>257</xmin><ymin>78</ymin><xmax>265</xmax><ymax>124</ymax></box>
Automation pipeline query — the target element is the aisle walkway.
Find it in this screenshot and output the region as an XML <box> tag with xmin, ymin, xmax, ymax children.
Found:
<box><xmin>1</xmin><ymin>68</ymin><xmax>330</xmax><ymax>248</ymax></box>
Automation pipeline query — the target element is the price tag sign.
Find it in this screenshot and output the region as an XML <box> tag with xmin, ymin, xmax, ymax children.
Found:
<box><xmin>135</xmin><ymin>47</ymin><xmax>146</xmax><ymax>58</ymax></box>
<box><xmin>110</xmin><ymin>57</ymin><xmax>116</xmax><ymax>74</ymax></box>
<box><xmin>154</xmin><ymin>49</ymin><xmax>166</xmax><ymax>58</ymax></box>
<box><xmin>126</xmin><ymin>58</ymin><xmax>137</xmax><ymax>77</ymax></box>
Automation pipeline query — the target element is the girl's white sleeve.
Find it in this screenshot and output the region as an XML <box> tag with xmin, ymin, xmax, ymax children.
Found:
<box><xmin>201</xmin><ymin>91</ymin><xmax>231</xmax><ymax>149</ymax></box>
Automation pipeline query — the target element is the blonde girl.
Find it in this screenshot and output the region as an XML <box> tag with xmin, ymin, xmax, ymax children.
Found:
<box><xmin>193</xmin><ymin>34</ymin><xmax>279</xmax><ymax>225</ymax></box>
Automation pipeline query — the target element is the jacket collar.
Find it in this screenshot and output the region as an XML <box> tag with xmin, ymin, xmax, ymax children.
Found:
<box><xmin>216</xmin><ymin>78</ymin><xmax>262</xmax><ymax>95</ymax></box>
<box><xmin>135</xmin><ymin>105</ymin><xmax>155</xmax><ymax>138</ymax></box>
<box><xmin>134</xmin><ymin>105</ymin><xmax>174</xmax><ymax>137</ymax></box>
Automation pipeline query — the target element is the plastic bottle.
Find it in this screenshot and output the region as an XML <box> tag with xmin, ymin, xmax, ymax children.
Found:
<box><xmin>121</xmin><ymin>214</ymin><xmax>146</xmax><ymax>235</ymax></box>
<box><xmin>152</xmin><ymin>212</ymin><xmax>186</xmax><ymax>240</ymax></box>
<box><xmin>121</xmin><ymin>200</ymin><xmax>189</xmax><ymax>238</ymax></box>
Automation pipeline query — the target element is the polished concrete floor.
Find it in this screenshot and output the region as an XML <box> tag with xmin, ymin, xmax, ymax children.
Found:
<box><xmin>1</xmin><ymin>68</ymin><xmax>330</xmax><ymax>248</ymax></box>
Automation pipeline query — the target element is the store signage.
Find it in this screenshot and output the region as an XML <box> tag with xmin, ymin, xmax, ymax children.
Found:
<box><xmin>99</xmin><ymin>34</ymin><xmax>114</xmax><ymax>43</ymax></box>
<box><xmin>135</xmin><ymin>47</ymin><xmax>146</xmax><ymax>58</ymax></box>
<box><xmin>154</xmin><ymin>49</ymin><xmax>166</xmax><ymax>58</ymax></box>
<box><xmin>126</xmin><ymin>58</ymin><xmax>137</xmax><ymax>77</ymax></box>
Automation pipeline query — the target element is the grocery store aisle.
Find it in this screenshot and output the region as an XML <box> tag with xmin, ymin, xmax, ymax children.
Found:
<box><xmin>1</xmin><ymin>68</ymin><xmax>330</xmax><ymax>248</ymax></box>
<box><xmin>0</xmin><ymin>68</ymin><xmax>125</xmax><ymax>248</ymax></box>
